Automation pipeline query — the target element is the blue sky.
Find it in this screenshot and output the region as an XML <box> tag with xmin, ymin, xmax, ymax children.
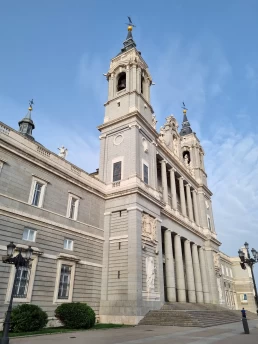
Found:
<box><xmin>1</xmin><ymin>1</ymin><xmax>258</xmax><ymax>274</ymax></box>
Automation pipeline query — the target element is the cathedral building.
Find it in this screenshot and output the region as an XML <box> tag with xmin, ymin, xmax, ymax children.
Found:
<box><xmin>0</xmin><ymin>25</ymin><xmax>256</xmax><ymax>327</ymax></box>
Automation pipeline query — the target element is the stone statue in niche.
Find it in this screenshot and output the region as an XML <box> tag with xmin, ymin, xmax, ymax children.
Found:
<box><xmin>152</xmin><ymin>114</ymin><xmax>157</xmax><ymax>130</ymax></box>
<box><xmin>213</xmin><ymin>252</ymin><xmax>221</xmax><ymax>269</ymax></box>
<box><xmin>184</xmin><ymin>153</ymin><xmax>190</xmax><ymax>166</ymax></box>
<box><xmin>146</xmin><ymin>256</ymin><xmax>155</xmax><ymax>293</ymax></box>
<box><xmin>58</xmin><ymin>146</ymin><xmax>68</xmax><ymax>159</ymax></box>
<box><xmin>142</xmin><ymin>213</ymin><xmax>157</xmax><ymax>242</ymax></box>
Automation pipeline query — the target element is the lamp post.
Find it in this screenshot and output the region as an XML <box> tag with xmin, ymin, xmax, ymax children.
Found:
<box><xmin>0</xmin><ymin>242</ymin><xmax>33</xmax><ymax>344</ymax></box>
<box><xmin>238</xmin><ymin>242</ymin><xmax>258</xmax><ymax>311</ymax></box>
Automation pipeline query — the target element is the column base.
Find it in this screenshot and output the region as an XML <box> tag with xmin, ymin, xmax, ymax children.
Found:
<box><xmin>166</xmin><ymin>287</ymin><xmax>176</xmax><ymax>302</ymax></box>
<box><xmin>177</xmin><ymin>290</ymin><xmax>186</xmax><ymax>302</ymax></box>
<box><xmin>188</xmin><ymin>291</ymin><xmax>197</xmax><ymax>303</ymax></box>
<box><xmin>196</xmin><ymin>292</ymin><xmax>204</xmax><ymax>303</ymax></box>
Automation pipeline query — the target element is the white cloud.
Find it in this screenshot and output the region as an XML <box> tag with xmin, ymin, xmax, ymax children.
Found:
<box><xmin>203</xmin><ymin>126</ymin><xmax>258</xmax><ymax>258</ymax></box>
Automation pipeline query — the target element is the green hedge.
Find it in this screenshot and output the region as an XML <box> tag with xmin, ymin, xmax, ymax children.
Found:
<box><xmin>10</xmin><ymin>304</ymin><xmax>48</xmax><ymax>332</ymax></box>
<box><xmin>55</xmin><ymin>303</ymin><xmax>95</xmax><ymax>329</ymax></box>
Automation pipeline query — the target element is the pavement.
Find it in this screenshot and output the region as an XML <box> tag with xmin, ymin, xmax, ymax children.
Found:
<box><xmin>11</xmin><ymin>320</ymin><xmax>258</xmax><ymax>344</ymax></box>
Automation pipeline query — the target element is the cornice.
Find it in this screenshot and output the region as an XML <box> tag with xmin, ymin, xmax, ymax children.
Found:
<box><xmin>161</xmin><ymin>208</ymin><xmax>207</xmax><ymax>241</ymax></box>
<box><xmin>103</xmin><ymin>90</ymin><xmax>154</xmax><ymax>114</ymax></box>
<box><xmin>0</xmin><ymin>138</ymin><xmax>106</xmax><ymax>200</ymax></box>
<box><xmin>105</xmin><ymin>185</ymin><xmax>165</xmax><ymax>209</ymax></box>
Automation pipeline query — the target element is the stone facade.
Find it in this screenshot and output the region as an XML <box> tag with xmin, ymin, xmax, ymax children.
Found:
<box><xmin>0</xmin><ymin>27</ymin><xmax>256</xmax><ymax>329</ymax></box>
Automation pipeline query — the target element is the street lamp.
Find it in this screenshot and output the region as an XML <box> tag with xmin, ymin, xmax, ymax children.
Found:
<box><xmin>0</xmin><ymin>242</ymin><xmax>33</xmax><ymax>344</ymax></box>
<box><xmin>238</xmin><ymin>243</ymin><xmax>258</xmax><ymax>312</ymax></box>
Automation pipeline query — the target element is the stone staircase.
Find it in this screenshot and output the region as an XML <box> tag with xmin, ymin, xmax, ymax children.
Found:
<box><xmin>139</xmin><ymin>303</ymin><xmax>257</xmax><ymax>327</ymax></box>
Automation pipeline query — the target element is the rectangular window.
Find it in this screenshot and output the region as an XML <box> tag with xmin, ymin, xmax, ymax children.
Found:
<box><xmin>58</xmin><ymin>265</ymin><xmax>71</xmax><ymax>299</ymax></box>
<box><xmin>32</xmin><ymin>182</ymin><xmax>43</xmax><ymax>206</ymax></box>
<box><xmin>69</xmin><ymin>198</ymin><xmax>77</xmax><ymax>219</ymax></box>
<box><xmin>67</xmin><ymin>194</ymin><xmax>79</xmax><ymax>220</ymax></box>
<box><xmin>143</xmin><ymin>164</ymin><xmax>149</xmax><ymax>184</ymax></box>
<box><xmin>22</xmin><ymin>228</ymin><xmax>36</xmax><ymax>242</ymax></box>
<box><xmin>29</xmin><ymin>176</ymin><xmax>47</xmax><ymax>208</ymax></box>
<box><xmin>118</xmin><ymin>271</ymin><xmax>120</xmax><ymax>279</ymax></box>
<box><xmin>13</xmin><ymin>266</ymin><xmax>30</xmax><ymax>298</ymax></box>
<box><xmin>64</xmin><ymin>239</ymin><xmax>73</xmax><ymax>251</ymax></box>
<box><xmin>230</xmin><ymin>269</ymin><xmax>233</xmax><ymax>278</ymax></box>
<box><xmin>113</xmin><ymin>161</ymin><xmax>122</xmax><ymax>182</ymax></box>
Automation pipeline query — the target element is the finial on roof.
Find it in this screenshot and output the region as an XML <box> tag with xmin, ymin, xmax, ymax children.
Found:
<box><xmin>18</xmin><ymin>99</ymin><xmax>35</xmax><ymax>140</ymax></box>
<box><xmin>118</xmin><ymin>16</ymin><xmax>137</xmax><ymax>55</ymax></box>
<box><xmin>180</xmin><ymin>102</ymin><xmax>193</xmax><ymax>136</ymax></box>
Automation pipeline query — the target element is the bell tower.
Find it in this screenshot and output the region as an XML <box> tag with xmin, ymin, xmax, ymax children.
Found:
<box><xmin>103</xmin><ymin>24</ymin><xmax>154</xmax><ymax>125</ymax></box>
<box><xmin>179</xmin><ymin>108</ymin><xmax>207</xmax><ymax>186</ymax></box>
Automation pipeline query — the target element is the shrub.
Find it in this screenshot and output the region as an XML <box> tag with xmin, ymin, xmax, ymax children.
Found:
<box><xmin>10</xmin><ymin>304</ymin><xmax>48</xmax><ymax>332</ymax></box>
<box><xmin>55</xmin><ymin>303</ymin><xmax>95</xmax><ymax>329</ymax></box>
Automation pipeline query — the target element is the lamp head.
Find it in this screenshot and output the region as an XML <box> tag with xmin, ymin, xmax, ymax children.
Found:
<box><xmin>7</xmin><ymin>242</ymin><xmax>16</xmax><ymax>257</ymax></box>
<box><xmin>244</xmin><ymin>242</ymin><xmax>249</xmax><ymax>250</ymax></box>
<box><xmin>251</xmin><ymin>248</ymin><xmax>257</xmax><ymax>259</ymax></box>
<box><xmin>25</xmin><ymin>246</ymin><xmax>33</xmax><ymax>260</ymax></box>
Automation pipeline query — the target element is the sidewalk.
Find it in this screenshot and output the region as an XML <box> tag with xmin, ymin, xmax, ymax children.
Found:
<box><xmin>10</xmin><ymin>320</ymin><xmax>258</xmax><ymax>344</ymax></box>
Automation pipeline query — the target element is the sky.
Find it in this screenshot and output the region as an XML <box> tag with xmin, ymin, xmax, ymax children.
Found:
<box><xmin>1</xmin><ymin>1</ymin><xmax>258</xmax><ymax>280</ymax></box>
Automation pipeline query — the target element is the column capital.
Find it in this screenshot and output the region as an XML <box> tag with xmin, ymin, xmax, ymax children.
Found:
<box><xmin>191</xmin><ymin>189</ymin><xmax>198</xmax><ymax>194</ymax></box>
<box><xmin>185</xmin><ymin>183</ymin><xmax>191</xmax><ymax>189</ymax></box>
<box><xmin>175</xmin><ymin>233</ymin><xmax>181</xmax><ymax>237</ymax></box>
<box><xmin>161</xmin><ymin>159</ymin><xmax>168</xmax><ymax>164</ymax></box>
<box><xmin>169</xmin><ymin>167</ymin><xmax>176</xmax><ymax>173</ymax></box>
<box><xmin>178</xmin><ymin>176</ymin><xmax>184</xmax><ymax>181</ymax></box>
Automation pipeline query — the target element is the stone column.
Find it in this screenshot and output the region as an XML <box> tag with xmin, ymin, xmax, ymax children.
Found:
<box><xmin>161</xmin><ymin>160</ymin><xmax>168</xmax><ymax>204</ymax></box>
<box><xmin>192</xmin><ymin>190</ymin><xmax>200</xmax><ymax>226</ymax></box>
<box><xmin>169</xmin><ymin>168</ymin><xmax>177</xmax><ymax>210</ymax></box>
<box><xmin>186</xmin><ymin>184</ymin><xmax>194</xmax><ymax>221</ymax></box>
<box><xmin>199</xmin><ymin>248</ymin><xmax>210</xmax><ymax>303</ymax></box>
<box><xmin>164</xmin><ymin>230</ymin><xmax>176</xmax><ymax>302</ymax></box>
<box><xmin>184</xmin><ymin>240</ymin><xmax>196</xmax><ymax>303</ymax></box>
<box><xmin>179</xmin><ymin>177</ymin><xmax>187</xmax><ymax>216</ymax></box>
<box><xmin>192</xmin><ymin>244</ymin><xmax>204</xmax><ymax>303</ymax></box>
<box><xmin>174</xmin><ymin>234</ymin><xmax>186</xmax><ymax>302</ymax></box>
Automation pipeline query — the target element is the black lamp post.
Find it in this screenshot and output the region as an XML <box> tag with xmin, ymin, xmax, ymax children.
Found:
<box><xmin>0</xmin><ymin>242</ymin><xmax>33</xmax><ymax>344</ymax></box>
<box><xmin>238</xmin><ymin>242</ymin><xmax>258</xmax><ymax>311</ymax></box>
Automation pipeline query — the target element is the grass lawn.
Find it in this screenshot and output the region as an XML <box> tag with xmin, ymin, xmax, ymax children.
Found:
<box><xmin>0</xmin><ymin>323</ymin><xmax>131</xmax><ymax>338</ymax></box>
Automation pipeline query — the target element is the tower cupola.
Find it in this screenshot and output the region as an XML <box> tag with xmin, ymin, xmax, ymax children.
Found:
<box><xmin>18</xmin><ymin>99</ymin><xmax>35</xmax><ymax>140</ymax></box>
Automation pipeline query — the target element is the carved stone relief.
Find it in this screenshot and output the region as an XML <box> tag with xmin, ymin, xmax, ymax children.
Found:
<box><xmin>142</xmin><ymin>138</ymin><xmax>148</xmax><ymax>153</ymax></box>
<box><xmin>146</xmin><ymin>256</ymin><xmax>155</xmax><ymax>293</ymax></box>
<box><xmin>114</xmin><ymin>134</ymin><xmax>124</xmax><ymax>146</ymax></box>
<box><xmin>217</xmin><ymin>277</ymin><xmax>224</xmax><ymax>304</ymax></box>
<box><xmin>158</xmin><ymin>115</ymin><xmax>180</xmax><ymax>156</ymax></box>
<box><xmin>142</xmin><ymin>213</ymin><xmax>157</xmax><ymax>242</ymax></box>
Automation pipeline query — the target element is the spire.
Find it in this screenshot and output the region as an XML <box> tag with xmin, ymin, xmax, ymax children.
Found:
<box><xmin>18</xmin><ymin>99</ymin><xmax>35</xmax><ymax>140</ymax></box>
<box><xmin>180</xmin><ymin>103</ymin><xmax>193</xmax><ymax>136</ymax></box>
<box><xmin>119</xmin><ymin>17</ymin><xmax>137</xmax><ymax>54</ymax></box>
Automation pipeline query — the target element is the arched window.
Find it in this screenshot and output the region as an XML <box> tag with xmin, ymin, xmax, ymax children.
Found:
<box><xmin>117</xmin><ymin>72</ymin><xmax>126</xmax><ymax>92</ymax></box>
<box><xmin>141</xmin><ymin>75</ymin><xmax>145</xmax><ymax>94</ymax></box>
